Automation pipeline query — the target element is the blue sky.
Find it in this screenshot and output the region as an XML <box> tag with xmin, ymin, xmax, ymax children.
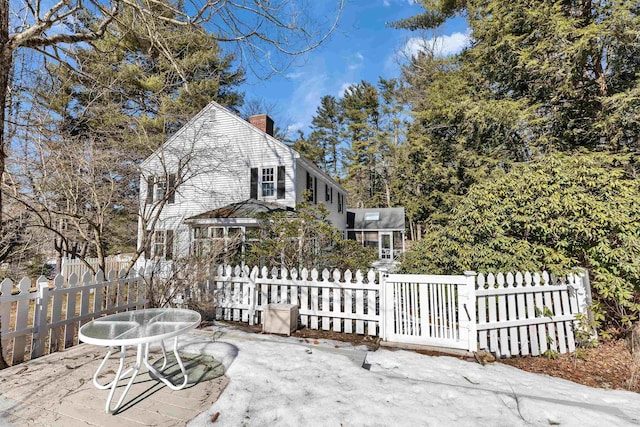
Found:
<box><xmin>238</xmin><ymin>0</ymin><xmax>469</xmax><ymax>137</ymax></box>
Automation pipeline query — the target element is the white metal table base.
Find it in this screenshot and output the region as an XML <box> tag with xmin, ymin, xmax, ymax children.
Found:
<box><xmin>92</xmin><ymin>337</ymin><xmax>189</xmax><ymax>413</ymax></box>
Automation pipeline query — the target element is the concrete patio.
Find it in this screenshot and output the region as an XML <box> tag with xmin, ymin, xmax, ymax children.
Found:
<box><xmin>3</xmin><ymin>323</ymin><xmax>639</xmax><ymax>426</ymax></box>
<box><xmin>0</xmin><ymin>331</ymin><xmax>228</xmax><ymax>426</ymax></box>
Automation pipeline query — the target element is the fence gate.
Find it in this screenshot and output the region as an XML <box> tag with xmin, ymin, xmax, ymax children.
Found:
<box><xmin>383</xmin><ymin>273</ymin><xmax>477</xmax><ymax>352</ymax></box>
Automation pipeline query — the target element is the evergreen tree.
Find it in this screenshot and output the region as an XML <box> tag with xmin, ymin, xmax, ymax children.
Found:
<box><xmin>289</xmin><ymin>130</ymin><xmax>324</xmax><ymax>167</ymax></box>
<box><xmin>309</xmin><ymin>95</ymin><xmax>343</xmax><ymax>177</ymax></box>
<box><xmin>397</xmin><ymin>0</ymin><xmax>640</xmax><ymax>152</ymax></box>
<box><xmin>341</xmin><ymin>81</ymin><xmax>381</xmax><ymax>208</ymax></box>
<box><xmin>49</xmin><ymin>3</ymin><xmax>244</xmax><ymax>158</ymax></box>
<box><xmin>396</xmin><ymin>1</ymin><xmax>640</xmax><ymax>330</ymax></box>
<box><xmin>18</xmin><ymin>3</ymin><xmax>245</xmax><ymax>269</ymax></box>
<box><xmin>305</xmin><ymin>79</ymin><xmax>408</xmax><ymax>209</ymax></box>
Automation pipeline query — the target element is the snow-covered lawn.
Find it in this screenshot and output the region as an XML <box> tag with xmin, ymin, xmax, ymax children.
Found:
<box><xmin>184</xmin><ymin>324</ymin><xmax>640</xmax><ymax>427</ymax></box>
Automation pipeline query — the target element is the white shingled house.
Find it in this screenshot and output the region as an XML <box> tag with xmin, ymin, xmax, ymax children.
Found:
<box><xmin>137</xmin><ymin>101</ymin><xmax>347</xmax><ymax>263</ymax></box>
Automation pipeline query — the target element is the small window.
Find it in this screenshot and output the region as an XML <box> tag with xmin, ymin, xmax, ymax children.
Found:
<box><xmin>210</xmin><ymin>227</ymin><xmax>224</xmax><ymax>238</ymax></box>
<box><xmin>153</xmin><ymin>231</ymin><xmax>165</xmax><ymax>256</ymax></box>
<box><xmin>364</xmin><ymin>212</ymin><xmax>380</xmax><ymax>221</ymax></box>
<box><xmin>153</xmin><ymin>230</ymin><xmax>172</xmax><ymax>259</ymax></box>
<box><xmin>228</xmin><ymin>227</ymin><xmax>242</xmax><ymax>239</ymax></box>
<box><xmin>155</xmin><ymin>177</ymin><xmax>167</xmax><ymax>201</ymax></box>
<box><xmin>245</xmin><ymin>227</ymin><xmax>260</xmax><ymax>241</ymax></box>
<box><xmin>262</xmin><ymin>167</ymin><xmax>275</xmax><ymax>197</ymax></box>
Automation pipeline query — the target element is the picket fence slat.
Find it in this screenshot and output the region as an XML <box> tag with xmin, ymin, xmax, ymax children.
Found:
<box><xmin>515</xmin><ymin>272</ymin><xmax>528</xmax><ymax>356</ymax></box>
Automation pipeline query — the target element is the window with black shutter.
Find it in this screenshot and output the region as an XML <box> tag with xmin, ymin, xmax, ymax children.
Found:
<box><xmin>250</xmin><ymin>168</ymin><xmax>258</xmax><ymax>199</ymax></box>
<box><xmin>277</xmin><ymin>166</ymin><xmax>286</xmax><ymax>199</ymax></box>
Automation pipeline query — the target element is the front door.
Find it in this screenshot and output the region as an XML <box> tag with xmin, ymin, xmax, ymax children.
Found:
<box><xmin>380</xmin><ymin>232</ymin><xmax>392</xmax><ymax>260</ymax></box>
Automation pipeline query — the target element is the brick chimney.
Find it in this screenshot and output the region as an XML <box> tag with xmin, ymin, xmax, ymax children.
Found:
<box><xmin>249</xmin><ymin>114</ymin><xmax>274</xmax><ymax>137</ymax></box>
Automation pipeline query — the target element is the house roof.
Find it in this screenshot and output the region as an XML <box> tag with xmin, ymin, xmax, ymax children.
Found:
<box><xmin>347</xmin><ymin>207</ymin><xmax>405</xmax><ymax>231</ymax></box>
<box><xmin>139</xmin><ymin>101</ymin><xmax>346</xmax><ymax>191</ymax></box>
<box><xmin>185</xmin><ymin>199</ymin><xmax>295</xmax><ymax>222</ymax></box>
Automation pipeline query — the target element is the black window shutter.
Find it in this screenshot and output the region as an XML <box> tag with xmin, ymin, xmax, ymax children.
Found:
<box><xmin>313</xmin><ymin>177</ymin><xmax>317</xmax><ymax>203</ymax></box>
<box><xmin>306</xmin><ymin>172</ymin><xmax>313</xmax><ymax>202</ymax></box>
<box><xmin>331</xmin><ymin>187</ymin><xmax>333</xmax><ymax>203</ymax></box>
<box><xmin>325</xmin><ymin>184</ymin><xmax>329</xmax><ymax>202</ymax></box>
<box><xmin>146</xmin><ymin>176</ymin><xmax>155</xmax><ymax>204</ymax></box>
<box><xmin>165</xmin><ymin>230</ymin><xmax>174</xmax><ymax>260</ymax></box>
<box><xmin>250</xmin><ymin>168</ymin><xmax>258</xmax><ymax>199</ymax></box>
<box><xmin>277</xmin><ymin>166</ymin><xmax>285</xmax><ymax>199</ymax></box>
<box><xmin>167</xmin><ymin>174</ymin><xmax>176</xmax><ymax>204</ymax></box>
<box><xmin>338</xmin><ymin>193</ymin><xmax>342</xmax><ymax>212</ymax></box>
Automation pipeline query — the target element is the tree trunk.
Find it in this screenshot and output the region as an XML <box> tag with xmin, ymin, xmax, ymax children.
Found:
<box><xmin>0</xmin><ymin>0</ymin><xmax>11</xmax><ymax>370</ymax></box>
<box><xmin>1</xmin><ymin>0</ymin><xmax>9</xmax><ymax>232</ymax></box>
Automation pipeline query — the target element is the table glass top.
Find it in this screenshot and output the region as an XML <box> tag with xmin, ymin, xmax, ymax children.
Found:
<box><xmin>79</xmin><ymin>308</ymin><xmax>201</xmax><ymax>344</ymax></box>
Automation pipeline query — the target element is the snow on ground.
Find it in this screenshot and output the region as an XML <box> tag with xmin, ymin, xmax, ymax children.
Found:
<box><xmin>182</xmin><ymin>324</ymin><xmax>640</xmax><ymax>427</ymax></box>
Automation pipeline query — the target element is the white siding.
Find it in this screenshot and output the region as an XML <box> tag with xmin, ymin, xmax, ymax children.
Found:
<box><xmin>139</xmin><ymin>102</ymin><xmax>346</xmax><ymax>258</ymax></box>
<box><xmin>295</xmin><ymin>159</ymin><xmax>347</xmax><ymax>231</ymax></box>
<box><xmin>142</xmin><ymin>105</ymin><xmax>298</xmax><ymax>225</ymax></box>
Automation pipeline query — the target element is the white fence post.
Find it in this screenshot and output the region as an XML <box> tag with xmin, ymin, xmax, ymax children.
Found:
<box><xmin>571</xmin><ymin>268</ymin><xmax>592</xmax><ymax>316</ymax></box>
<box><xmin>380</xmin><ymin>273</ymin><xmax>393</xmax><ymax>342</ymax></box>
<box><xmin>569</xmin><ymin>268</ymin><xmax>596</xmax><ymax>339</ymax></box>
<box><xmin>248</xmin><ymin>266</ymin><xmax>257</xmax><ymax>326</ymax></box>
<box><xmin>462</xmin><ymin>271</ymin><xmax>478</xmax><ymax>352</ymax></box>
<box><xmin>31</xmin><ymin>277</ymin><xmax>51</xmax><ymax>359</ymax></box>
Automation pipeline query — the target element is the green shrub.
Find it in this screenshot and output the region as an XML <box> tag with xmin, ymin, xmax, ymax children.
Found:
<box><xmin>246</xmin><ymin>202</ymin><xmax>376</xmax><ymax>272</ymax></box>
<box><xmin>401</xmin><ymin>152</ymin><xmax>640</xmax><ymax>332</ymax></box>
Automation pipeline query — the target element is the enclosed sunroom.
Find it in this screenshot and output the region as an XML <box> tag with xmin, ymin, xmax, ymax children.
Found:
<box><xmin>346</xmin><ymin>207</ymin><xmax>406</xmax><ymax>263</ymax></box>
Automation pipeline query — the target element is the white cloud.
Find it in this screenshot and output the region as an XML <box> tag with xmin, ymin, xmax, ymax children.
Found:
<box><xmin>337</xmin><ymin>82</ymin><xmax>354</xmax><ymax>98</ymax></box>
<box><xmin>383</xmin><ymin>0</ymin><xmax>391</xmax><ymax>6</ymax></box>
<box><xmin>285</xmin><ymin>71</ymin><xmax>303</xmax><ymax>80</ymax></box>
<box><xmin>402</xmin><ymin>31</ymin><xmax>471</xmax><ymax>58</ymax></box>
<box><xmin>287</xmin><ymin>122</ymin><xmax>305</xmax><ymax>134</ymax></box>
<box><xmin>284</xmin><ymin>65</ymin><xmax>329</xmax><ymax>134</ymax></box>
<box><xmin>346</xmin><ymin>51</ymin><xmax>364</xmax><ymax>71</ymax></box>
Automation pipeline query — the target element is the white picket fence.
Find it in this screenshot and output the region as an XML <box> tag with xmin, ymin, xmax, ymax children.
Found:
<box><xmin>476</xmin><ymin>271</ymin><xmax>590</xmax><ymax>357</ymax></box>
<box><xmin>61</xmin><ymin>255</ymin><xmax>132</xmax><ymax>282</ymax></box>
<box><xmin>180</xmin><ymin>265</ymin><xmax>591</xmax><ymax>357</ymax></box>
<box><xmin>0</xmin><ymin>265</ymin><xmax>591</xmax><ymax>366</ymax></box>
<box><xmin>182</xmin><ymin>265</ymin><xmax>381</xmax><ymax>336</ymax></box>
<box><xmin>0</xmin><ymin>269</ymin><xmax>147</xmax><ymax>365</ymax></box>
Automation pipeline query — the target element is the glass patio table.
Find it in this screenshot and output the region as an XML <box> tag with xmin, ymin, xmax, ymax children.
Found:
<box><xmin>79</xmin><ymin>308</ymin><xmax>201</xmax><ymax>414</ymax></box>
